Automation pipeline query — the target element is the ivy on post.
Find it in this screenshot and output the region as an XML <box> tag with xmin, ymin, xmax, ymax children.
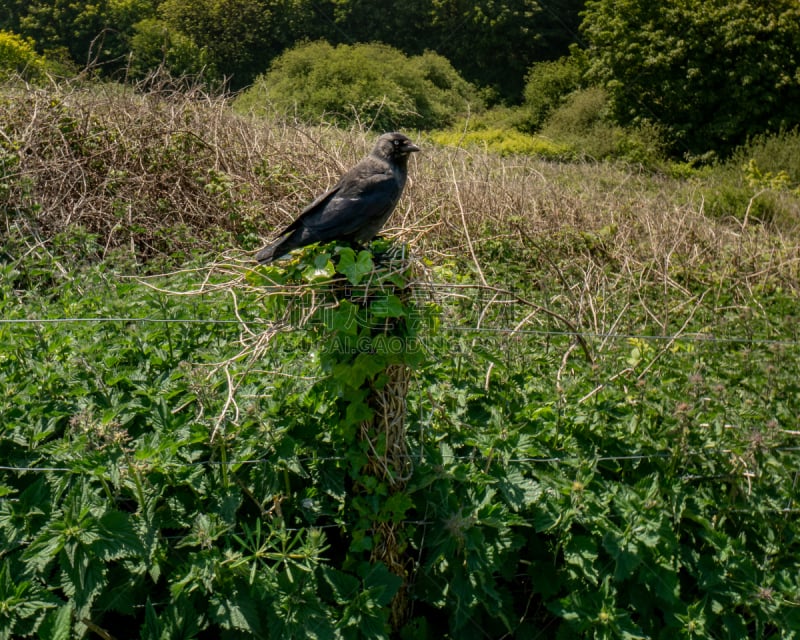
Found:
<box><xmin>254</xmin><ymin>239</ymin><xmax>427</xmax><ymax>631</ymax></box>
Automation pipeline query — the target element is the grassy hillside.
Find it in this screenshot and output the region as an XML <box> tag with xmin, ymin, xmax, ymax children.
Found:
<box><xmin>2</xmin><ymin>80</ymin><xmax>800</xmax><ymax>638</ymax></box>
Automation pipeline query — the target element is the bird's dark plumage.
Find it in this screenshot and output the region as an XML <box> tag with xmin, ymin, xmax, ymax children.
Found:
<box><xmin>255</xmin><ymin>132</ymin><xmax>419</xmax><ymax>264</ymax></box>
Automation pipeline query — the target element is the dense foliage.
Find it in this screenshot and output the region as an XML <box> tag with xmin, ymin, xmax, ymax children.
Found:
<box><xmin>0</xmin><ymin>0</ymin><xmax>583</xmax><ymax>97</ymax></box>
<box><xmin>0</xmin><ymin>0</ymin><xmax>154</xmax><ymax>72</ymax></box>
<box><xmin>519</xmin><ymin>56</ymin><xmax>584</xmax><ymax>133</ymax></box>
<box><xmin>3</xmin><ymin>78</ymin><xmax>800</xmax><ymax>637</ymax></box>
<box><xmin>3</xmin><ymin>223</ymin><xmax>800</xmax><ymax>638</ymax></box>
<box><xmin>581</xmin><ymin>0</ymin><xmax>800</xmax><ymax>158</ymax></box>
<box><xmin>0</xmin><ymin>30</ymin><xmax>45</xmax><ymax>81</ymax></box>
<box><xmin>2</xmin><ymin>0</ymin><xmax>800</xmax><ymax>158</ymax></box>
<box><xmin>235</xmin><ymin>42</ymin><xmax>483</xmax><ymax>131</ymax></box>
<box><xmin>154</xmin><ymin>0</ymin><xmax>296</xmax><ymax>88</ymax></box>
<box><xmin>128</xmin><ymin>18</ymin><xmax>214</xmax><ymax>81</ymax></box>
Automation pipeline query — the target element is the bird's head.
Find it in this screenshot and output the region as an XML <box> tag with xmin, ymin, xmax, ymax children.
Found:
<box><xmin>374</xmin><ymin>132</ymin><xmax>420</xmax><ymax>163</ymax></box>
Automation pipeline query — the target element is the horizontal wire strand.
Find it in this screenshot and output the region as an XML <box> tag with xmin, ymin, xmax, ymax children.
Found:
<box><xmin>1</xmin><ymin>316</ymin><xmax>798</xmax><ymax>346</ymax></box>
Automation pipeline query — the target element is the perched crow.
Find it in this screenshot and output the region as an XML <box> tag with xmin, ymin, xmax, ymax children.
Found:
<box><xmin>255</xmin><ymin>132</ymin><xmax>419</xmax><ymax>264</ymax></box>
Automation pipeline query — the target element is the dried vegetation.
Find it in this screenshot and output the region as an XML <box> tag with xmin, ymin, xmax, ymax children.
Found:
<box><xmin>2</xmin><ymin>78</ymin><xmax>799</xmax><ymax>306</ymax></box>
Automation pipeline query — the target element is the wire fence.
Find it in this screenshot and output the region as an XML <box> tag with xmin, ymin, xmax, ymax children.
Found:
<box><xmin>4</xmin><ymin>446</ymin><xmax>800</xmax><ymax>475</ymax></box>
<box><xmin>2</xmin><ymin>315</ymin><xmax>799</xmax><ymax>347</ymax></box>
<box><xmin>3</xmin><ymin>292</ymin><xmax>798</xmax><ymax>561</ymax></box>
<box><xmin>3</xmin><ymin>453</ymin><xmax>799</xmax><ymax>538</ymax></box>
<box><xmin>3</xmin><ymin>443</ymin><xmax>799</xmax><ymax>519</ymax></box>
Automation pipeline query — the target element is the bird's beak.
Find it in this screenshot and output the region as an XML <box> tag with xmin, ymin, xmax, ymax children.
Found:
<box><xmin>405</xmin><ymin>141</ymin><xmax>420</xmax><ymax>153</ymax></box>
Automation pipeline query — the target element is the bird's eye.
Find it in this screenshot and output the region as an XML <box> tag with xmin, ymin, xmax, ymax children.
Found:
<box><xmin>393</xmin><ymin>139</ymin><xmax>401</xmax><ymax>146</ymax></box>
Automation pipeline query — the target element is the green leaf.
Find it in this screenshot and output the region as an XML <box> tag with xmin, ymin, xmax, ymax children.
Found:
<box><xmin>333</xmin><ymin>352</ymin><xmax>388</xmax><ymax>389</ymax></box>
<box><xmin>142</xmin><ymin>599</ymin><xmax>161</xmax><ymax>640</ymax></box>
<box><xmin>382</xmin><ymin>492</ymin><xmax>414</xmax><ymax>521</ymax></box>
<box><xmin>247</xmin><ymin>265</ymin><xmax>286</xmax><ymax>286</ymax></box>
<box><xmin>38</xmin><ymin>603</ymin><xmax>72</xmax><ymax>640</ymax></box>
<box><xmin>320</xmin><ymin>566</ymin><xmax>360</xmax><ymax>605</ymax></box>
<box><xmin>345</xmin><ymin>397</ymin><xmax>374</xmax><ymax>426</ymax></box>
<box><xmin>95</xmin><ymin>510</ymin><xmax>144</xmax><ymax>560</ymax></box>
<box><xmin>362</xmin><ymin>562</ymin><xmax>403</xmax><ymax>607</ymax></box>
<box><xmin>301</xmin><ymin>253</ymin><xmax>334</xmax><ymax>282</ymax></box>
<box><xmin>564</xmin><ymin>535</ymin><xmax>600</xmax><ymax>585</ymax></box>
<box><xmin>328</xmin><ymin>299</ymin><xmax>361</xmax><ymax>336</ymax></box>
<box><xmin>370</xmin><ymin>294</ymin><xmax>406</xmax><ymax>318</ymax></box>
<box><xmin>210</xmin><ymin>589</ymin><xmax>262</xmax><ymax>634</ymax></box>
<box><xmin>337</xmin><ymin>248</ymin><xmax>374</xmax><ymax>285</ymax></box>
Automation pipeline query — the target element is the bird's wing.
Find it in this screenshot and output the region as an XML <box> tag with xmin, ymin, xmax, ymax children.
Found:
<box><xmin>277</xmin><ymin>184</ymin><xmax>342</xmax><ymax>236</ymax></box>
<box><xmin>293</xmin><ymin>164</ymin><xmax>400</xmax><ymax>238</ymax></box>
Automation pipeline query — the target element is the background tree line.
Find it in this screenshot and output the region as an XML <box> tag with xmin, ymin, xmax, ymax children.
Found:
<box><xmin>1</xmin><ymin>0</ymin><xmax>799</xmax><ymax>159</ymax></box>
<box><xmin>0</xmin><ymin>0</ymin><xmax>582</xmax><ymax>99</ymax></box>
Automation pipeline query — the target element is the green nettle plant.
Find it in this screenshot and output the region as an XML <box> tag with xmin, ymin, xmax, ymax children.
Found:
<box><xmin>0</xmin><ymin>239</ymin><xmax>434</xmax><ymax>639</ymax></box>
<box><xmin>248</xmin><ymin>241</ymin><xmax>428</xmax><ymax>627</ymax></box>
<box><xmin>2</xmin><ymin>233</ymin><xmax>800</xmax><ymax>638</ymax></box>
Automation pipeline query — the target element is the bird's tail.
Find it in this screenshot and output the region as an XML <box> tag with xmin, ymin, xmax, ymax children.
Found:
<box><xmin>255</xmin><ymin>234</ymin><xmax>298</xmax><ymax>264</ymax></box>
<box><xmin>254</xmin><ymin>242</ymin><xmax>278</xmax><ymax>264</ymax></box>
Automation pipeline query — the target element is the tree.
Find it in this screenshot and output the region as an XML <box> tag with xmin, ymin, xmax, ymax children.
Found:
<box><xmin>520</xmin><ymin>55</ymin><xmax>584</xmax><ymax>132</ymax></box>
<box><xmin>427</xmin><ymin>0</ymin><xmax>545</xmax><ymax>101</ymax></box>
<box><xmin>129</xmin><ymin>19</ymin><xmax>216</xmax><ymax>81</ymax></box>
<box><xmin>319</xmin><ymin>0</ymin><xmax>586</xmax><ymax>103</ymax></box>
<box><xmin>5</xmin><ymin>0</ymin><xmax>156</xmax><ymax>72</ymax></box>
<box><xmin>581</xmin><ymin>0</ymin><xmax>800</xmax><ymax>158</ymax></box>
<box><xmin>158</xmin><ymin>0</ymin><xmax>303</xmax><ymax>89</ymax></box>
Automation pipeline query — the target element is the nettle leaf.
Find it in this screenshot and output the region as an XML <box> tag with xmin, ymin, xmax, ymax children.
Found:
<box><xmin>59</xmin><ymin>546</ymin><xmax>106</xmax><ymax>619</ymax></box>
<box><xmin>209</xmin><ymin>588</ymin><xmax>262</xmax><ymax>634</ymax></box>
<box><xmin>24</xmin><ymin>526</ymin><xmax>65</xmax><ymax>571</ymax></box>
<box><xmin>497</xmin><ymin>468</ymin><xmax>544</xmax><ymax>511</ymax></box>
<box><xmin>157</xmin><ymin>594</ymin><xmax>203</xmax><ymax>639</ymax></box>
<box><xmin>0</xmin><ymin>563</ymin><xmax>58</xmax><ymax>633</ymax></box>
<box><xmin>564</xmin><ymin>535</ymin><xmax>600</xmax><ymax>585</ymax></box>
<box><xmin>38</xmin><ymin>602</ymin><xmax>72</xmax><ymax>640</ymax></box>
<box><xmin>604</xmin><ymin>533</ymin><xmax>641</xmax><ymax>581</ymax></box>
<box><xmin>142</xmin><ymin>599</ymin><xmax>160</xmax><ymax>640</ymax></box>
<box><xmin>320</xmin><ymin>566</ymin><xmax>360</xmax><ymax>605</ymax></box>
<box><xmin>94</xmin><ymin>510</ymin><xmax>144</xmax><ymax>561</ymax></box>
<box><xmin>361</xmin><ymin>562</ymin><xmax>403</xmax><ymax>608</ymax></box>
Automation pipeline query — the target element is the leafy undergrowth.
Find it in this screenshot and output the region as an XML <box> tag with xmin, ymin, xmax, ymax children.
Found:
<box><xmin>1</xmin><ymin>235</ymin><xmax>799</xmax><ymax>639</ymax></box>
<box><xmin>2</xmin><ymin>79</ymin><xmax>800</xmax><ymax>639</ymax></box>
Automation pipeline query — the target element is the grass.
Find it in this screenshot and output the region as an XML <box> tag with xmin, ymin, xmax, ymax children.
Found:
<box><xmin>2</xmin><ymin>77</ymin><xmax>800</xmax><ymax>638</ymax></box>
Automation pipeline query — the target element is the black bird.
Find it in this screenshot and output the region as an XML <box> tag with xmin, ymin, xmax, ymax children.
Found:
<box><xmin>255</xmin><ymin>132</ymin><xmax>419</xmax><ymax>264</ymax></box>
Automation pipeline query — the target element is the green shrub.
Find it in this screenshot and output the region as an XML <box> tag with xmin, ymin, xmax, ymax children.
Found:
<box><xmin>430</xmin><ymin>126</ymin><xmax>571</xmax><ymax>159</ymax></box>
<box><xmin>129</xmin><ymin>19</ymin><xmax>217</xmax><ymax>82</ymax></box>
<box><xmin>520</xmin><ymin>56</ymin><xmax>583</xmax><ymax>132</ymax></box>
<box><xmin>702</xmin><ymin>168</ymin><xmax>798</xmax><ymax>232</ymax></box>
<box><xmin>731</xmin><ymin>128</ymin><xmax>800</xmax><ymax>188</ymax></box>
<box><xmin>0</xmin><ymin>30</ymin><xmax>46</xmax><ymax>82</ymax></box>
<box><xmin>581</xmin><ymin>0</ymin><xmax>800</xmax><ymax>157</ymax></box>
<box><xmin>699</xmin><ymin>129</ymin><xmax>800</xmax><ymax>229</ymax></box>
<box><xmin>540</xmin><ymin>87</ymin><xmax>665</xmax><ymax>164</ymax></box>
<box><xmin>234</xmin><ymin>41</ymin><xmax>483</xmax><ymax>130</ymax></box>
